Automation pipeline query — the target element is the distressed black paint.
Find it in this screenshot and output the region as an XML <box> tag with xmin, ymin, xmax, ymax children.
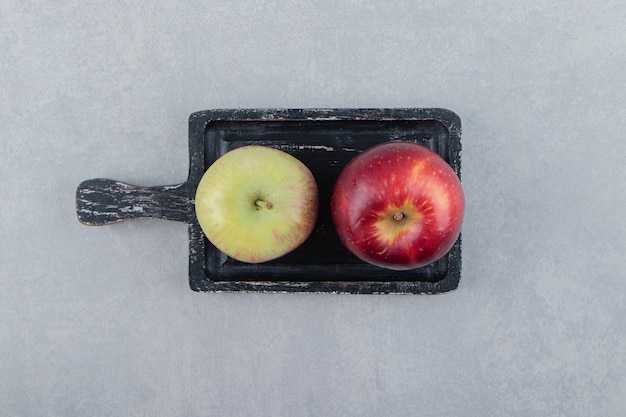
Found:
<box><xmin>76</xmin><ymin>179</ymin><xmax>192</xmax><ymax>225</ymax></box>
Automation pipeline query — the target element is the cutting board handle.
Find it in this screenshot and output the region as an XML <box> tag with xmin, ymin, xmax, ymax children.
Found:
<box><xmin>76</xmin><ymin>178</ymin><xmax>193</xmax><ymax>226</ymax></box>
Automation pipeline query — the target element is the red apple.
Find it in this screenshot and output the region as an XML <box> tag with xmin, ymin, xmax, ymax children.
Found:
<box><xmin>331</xmin><ymin>142</ymin><xmax>464</xmax><ymax>270</ymax></box>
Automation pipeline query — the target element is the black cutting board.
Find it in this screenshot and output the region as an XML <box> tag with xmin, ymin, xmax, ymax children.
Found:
<box><xmin>76</xmin><ymin>108</ymin><xmax>463</xmax><ymax>294</ymax></box>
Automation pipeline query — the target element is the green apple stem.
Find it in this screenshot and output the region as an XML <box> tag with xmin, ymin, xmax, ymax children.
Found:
<box><xmin>393</xmin><ymin>211</ymin><xmax>404</xmax><ymax>221</ymax></box>
<box><xmin>255</xmin><ymin>199</ymin><xmax>274</xmax><ymax>210</ymax></box>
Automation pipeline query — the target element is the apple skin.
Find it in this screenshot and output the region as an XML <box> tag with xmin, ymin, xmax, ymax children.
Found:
<box><xmin>195</xmin><ymin>146</ymin><xmax>318</xmax><ymax>263</ymax></box>
<box><xmin>331</xmin><ymin>142</ymin><xmax>464</xmax><ymax>270</ymax></box>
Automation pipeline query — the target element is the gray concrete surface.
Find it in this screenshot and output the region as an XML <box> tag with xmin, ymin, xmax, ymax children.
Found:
<box><xmin>1</xmin><ymin>1</ymin><xmax>625</xmax><ymax>416</ymax></box>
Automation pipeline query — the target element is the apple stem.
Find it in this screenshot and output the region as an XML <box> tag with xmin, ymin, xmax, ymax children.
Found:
<box><xmin>255</xmin><ymin>200</ymin><xmax>274</xmax><ymax>210</ymax></box>
<box><xmin>393</xmin><ymin>211</ymin><xmax>404</xmax><ymax>221</ymax></box>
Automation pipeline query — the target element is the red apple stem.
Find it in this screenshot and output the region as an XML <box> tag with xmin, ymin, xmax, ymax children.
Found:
<box><xmin>393</xmin><ymin>211</ymin><xmax>404</xmax><ymax>221</ymax></box>
<box><xmin>255</xmin><ymin>200</ymin><xmax>274</xmax><ymax>210</ymax></box>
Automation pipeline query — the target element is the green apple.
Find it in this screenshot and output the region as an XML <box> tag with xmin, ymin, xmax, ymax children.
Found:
<box><xmin>195</xmin><ymin>145</ymin><xmax>318</xmax><ymax>263</ymax></box>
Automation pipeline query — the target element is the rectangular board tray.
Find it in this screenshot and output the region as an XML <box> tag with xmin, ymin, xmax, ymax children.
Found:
<box><xmin>77</xmin><ymin>108</ymin><xmax>463</xmax><ymax>294</ymax></box>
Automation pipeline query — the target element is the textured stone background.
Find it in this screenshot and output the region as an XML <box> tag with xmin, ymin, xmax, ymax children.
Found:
<box><xmin>1</xmin><ymin>1</ymin><xmax>625</xmax><ymax>416</ymax></box>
